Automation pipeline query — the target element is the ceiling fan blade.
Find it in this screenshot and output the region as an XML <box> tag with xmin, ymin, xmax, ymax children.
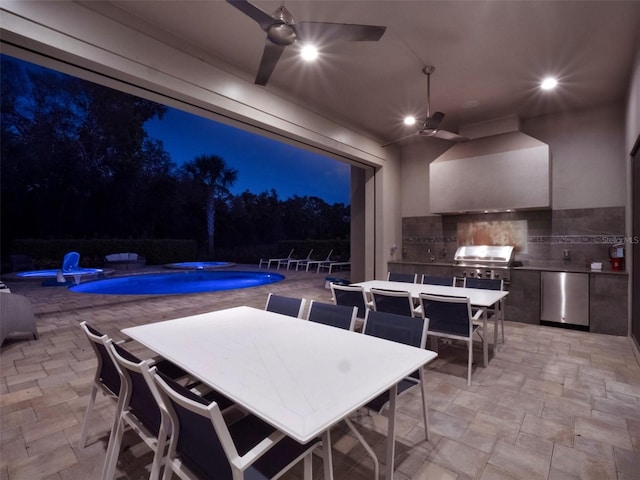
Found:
<box><xmin>423</xmin><ymin>111</ymin><xmax>445</xmax><ymax>130</ymax></box>
<box><xmin>255</xmin><ymin>41</ymin><xmax>286</xmax><ymax>85</ymax></box>
<box><xmin>297</xmin><ymin>22</ymin><xmax>386</xmax><ymax>42</ymax></box>
<box><xmin>381</xmin><ymin>132</ymin><xmax>418</xmax><ymax>148</ymax></box>
<box><xmin>434</xmin><ymin>129</ymin><xmax>468</xmax><ymax>142</ymax></box>
<box><xmin>226</xmin><ymin>0</ymin><xmax>274</xmax><ymax>31</ymax></box>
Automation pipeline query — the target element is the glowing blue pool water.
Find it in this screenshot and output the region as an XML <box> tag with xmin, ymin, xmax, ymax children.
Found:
<box><xmin>69</xmin><ymin>271</ymin><xmax>284</xmax><ymax>295</ymax></box>
<box><xmin>164</xmin><ymin>261</ymin><xmax>235</xmax><ymax>270</ymax></box>
<box><xmin>16</xmin><ymin>268</ymin><xmax>103</xmax><ymax>279</ymax></box>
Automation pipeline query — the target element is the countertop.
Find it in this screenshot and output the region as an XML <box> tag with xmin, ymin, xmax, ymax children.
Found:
<box><xmin>388</xmin><ymin>260</ymin><xmax>628</xmax><ymax>276</ymax></box>
<box><xmin>513</xmin><ymin>265</ymin><xmax>627</xmax><ymax>275</ymax></box>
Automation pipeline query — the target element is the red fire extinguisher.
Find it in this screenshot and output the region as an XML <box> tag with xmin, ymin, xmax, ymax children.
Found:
<box><xmin>609</xmin><ymin>244</ymin><xmax>624</xmax><ymax>271</ymax></box>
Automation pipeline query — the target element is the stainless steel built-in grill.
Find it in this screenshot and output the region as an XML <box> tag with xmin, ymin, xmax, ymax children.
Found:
<box><xmin>453</xmin><ymin>245</ymin><xmax>515</xmax><ymax>282</ymax></box>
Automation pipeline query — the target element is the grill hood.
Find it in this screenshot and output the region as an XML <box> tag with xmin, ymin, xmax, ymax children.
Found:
<box><xmin>429</xmin><ymin>125</ymin><xmax>551</xmax><ymax>214</ymax></box>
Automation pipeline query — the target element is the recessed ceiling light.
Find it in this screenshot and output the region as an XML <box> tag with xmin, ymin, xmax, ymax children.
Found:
<box><xmin>403</xmin><ymin>116</ymin><xmax>416</xmax><ymax>126</ymax></box>
<box><xmin>300</xmin><ymin>44</ymin><xmax>318</xmax><ymax>61</ymax></box>
<box><xmin>540</xmin><ymin>77</ymin><xmax>558</xmax><ymax>90</ymax></box>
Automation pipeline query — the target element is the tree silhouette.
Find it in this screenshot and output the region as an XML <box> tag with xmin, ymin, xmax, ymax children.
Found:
<box><xmin>182</xmin><ymin>155</ymin><xmax>238</xmax><ymax>258</ymax></box>
<box><xmin>1</xmin><ymin>54</ymin><xmax>350</xmax><ymax>265</ymax></box>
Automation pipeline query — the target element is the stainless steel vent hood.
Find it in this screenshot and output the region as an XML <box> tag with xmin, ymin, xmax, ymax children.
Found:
<box><xmin>429</xmin><ymin>125</ymin><xmax>551</xmax><ymax>214</ymax></box>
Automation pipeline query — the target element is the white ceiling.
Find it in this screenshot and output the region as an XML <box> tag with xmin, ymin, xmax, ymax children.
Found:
<box><xmin>80</xmin><ymin>0</ymin><xmax>639</xmax><ymax>146</ymax></box>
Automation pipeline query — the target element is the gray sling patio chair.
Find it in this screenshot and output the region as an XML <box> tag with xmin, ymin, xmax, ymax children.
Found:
<box><xmin>463</xmin><ymin>277</ymin><xmax>505</xmax><ymax>345</ymax></box>
<box><xmin>370</xmin><ymin>287</ymin><xmax>421</xmax><ymax>317</ymax></box>
<box><xmin>343</xmin><ymin>309</ymin><xmax>430</xmax><ymax>480</ymax></box>
<box><xmin>306</xmin><ymin>300</ymin><xmax>357</xmax><ymax>330</ymax></box>
<box><xmin>152</xmin><ymin>370</ymin><xmax>322</xmax><ymax>480</ymax></box>
<box><xmin>265</xmin><ymin>293</ymin><xmax>307</xmax><ymax>318</ymax></box>
<box><xmin>386</xmin><ymin>272</ymin><xmax>418</xmax><ymax>283</ymax></box>
<box><xmin>421</xmin><ymin>274</ymin><xmax>456</xmax><ymax>286</ymax></box>
<box><xmin>419</xmin><ymin>293</ymin><xmax>485</xmax><ymax>386</ymax></box>
<box><xmin>103</xmin><ymin>341</ymin><xmax>236</xmax><ymax>480</ymax></box>
<box><xmin>330</xmin><ymin>283</ymin><xmax>371</xmax><ymax>321</ymax></box>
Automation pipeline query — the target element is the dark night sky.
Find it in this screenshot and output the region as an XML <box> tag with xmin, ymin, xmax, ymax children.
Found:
<box><xmin>5</xmin><ymin>54</ymin><xmax>351</xmax><ymax>206</ymax></box>
<box><xmin>144</xmin><ymin>107</ymin><xmax>351</xmax><ymax>205</ymax></box>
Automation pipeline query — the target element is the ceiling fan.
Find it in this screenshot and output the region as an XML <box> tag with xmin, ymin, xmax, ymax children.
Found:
<box><xmin>382</xmin><ymin>66</ymin><xmax>468</xmax><ymax>147</ymax></box>
<box><xmin>226</xmin><ymin>0</ymin><xmax>386</xmax><ymax>86</ymax></box>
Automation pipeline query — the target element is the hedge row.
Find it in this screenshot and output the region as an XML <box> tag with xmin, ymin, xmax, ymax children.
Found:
<box><xmin>8</xmin><ymin>239</ymin><xmax>198</xmax><ymax>269</ymax></box>
<box><xmin>6</xmin><ymin>238</ymin><xmax>350</xmax><ymax>269</ymax></box>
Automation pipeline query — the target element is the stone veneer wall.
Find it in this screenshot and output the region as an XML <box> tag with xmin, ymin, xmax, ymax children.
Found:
<box><xmin>402</xmin><ymin>207</ymin><xmax>626</xmax><ymax>270</ymax></box>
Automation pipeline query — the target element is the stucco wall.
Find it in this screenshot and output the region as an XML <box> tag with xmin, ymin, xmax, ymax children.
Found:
<box><xmin>399</xmin><ymin>102</ymin><xmax>627</xmax><ymax>216</ymax></box>
<box><xmin>522</xmin><ymin>103</ymin><xmax>626</xmax><ymax>210</ymax></box>
<box><xmin>626</xmin><ymin>45</ymin><xmax>640</xmax><ymax>154</ymax></box>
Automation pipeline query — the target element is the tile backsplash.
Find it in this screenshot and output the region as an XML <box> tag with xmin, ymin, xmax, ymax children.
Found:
<box><xmin>402</xmin><ymin>207</ymin><xmax>625</xmax><ymax>269</ymax></box>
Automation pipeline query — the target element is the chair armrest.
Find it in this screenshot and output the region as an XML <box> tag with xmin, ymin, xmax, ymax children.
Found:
<box><xmin>232</xmin><ymin>429</ymin><xmax>287</xmax><ymax>470</ymax></box>
<box><xmin>472</xmin><ymin>308</ymin><xmax>486</xmax><ymax>321</ymax></box>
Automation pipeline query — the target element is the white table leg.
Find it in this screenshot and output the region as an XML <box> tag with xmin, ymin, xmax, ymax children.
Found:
<box><xmin>385</xmin><ymin>384</ymin><xmax>398</xmax><ymax>480</ymax></box>
<box><xmin>322</xmin><ymin>429</ymin><xmax>334</xmax><ymax>480</ymax></box>
<box><xmin>493</xmin><ymin>306</ymin><xmax>498</xmax><ymax>354</ymax></box>
<box><xmin>483</xmin><ymin>310</ymin><xmax>489</xmax><ymax>367</ymax></box>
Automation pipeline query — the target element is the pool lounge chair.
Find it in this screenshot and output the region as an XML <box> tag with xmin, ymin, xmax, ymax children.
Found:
<box><xmin>303</xmin><ymin>250</ymin><xmax>334</xmax><ymax>272</ymax></box>
<box><xmin>104</xmin><ymin>252</ymin><xmax>146</xmax><ymax>270</ymax></box>
<box><xmin>286</xmin><ymin>249</ymin><xmax>314</xmax><ymax>270</ymax></box>
<box><xmin>61</xmin><ymin>251</ymin><xmax>103</xmax><ymax>284</ymax></box>
<box><xmin>318</xmin><ymin>258</ymin><xmax>351</xmax><ymax>274</ymax></box>
<box><xmin>63</xmin><ymin>251</ymin><xmax>80</xmax><ymax>271</ymax></box>
<box><xmin>258</xmin><ymin>249</ymin><xmax>294</xmax><ymax>269</ymax></box>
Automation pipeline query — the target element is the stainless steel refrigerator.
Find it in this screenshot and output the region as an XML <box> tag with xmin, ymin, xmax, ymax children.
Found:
<box><xmin>541</xmin><ymin>271</ymin><xmax>589</xmax><ymax>327</ymax></box>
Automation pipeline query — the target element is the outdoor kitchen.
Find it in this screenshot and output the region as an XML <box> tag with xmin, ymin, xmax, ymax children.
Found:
<box><xmin>389</xmin><ymin>206</ymin><xmax>628</xmax><ymax>336</ymax></box>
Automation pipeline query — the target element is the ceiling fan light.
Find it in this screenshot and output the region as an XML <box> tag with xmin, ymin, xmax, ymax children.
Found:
<box><xmin>540</xmin><ymin>77</ymin><xmax>558</xmax><ymax>90</ymax></box>
<box><xmin>267</xmin><ymin>23</ymin><xmax>297</xmax><ymax>45</ymax></box>
<box><xmin>403</xmin><ymin>116</ymin><xmax>416</xmax><ymax>126</ymax></box>
<box><xmin>300</xmin><ymin>44</ymin><xmax>318</xmax><ymax>61</ymax></box>
<box><xmin>419</xmin><ymin>128</ymin><xmax>437</xmax><ymax>137</ymax></box>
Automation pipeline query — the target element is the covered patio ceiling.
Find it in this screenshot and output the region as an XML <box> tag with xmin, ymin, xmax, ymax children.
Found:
<box><xmin>74</xmin><ymin>0</ymin><xmax>640</xmax><ymax>146</ymax></box>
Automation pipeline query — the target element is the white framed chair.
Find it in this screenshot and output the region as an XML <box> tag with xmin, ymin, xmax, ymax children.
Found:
<box><xmin>345</xmin><ymin>309</ymin><xmax>430</xmax><ymax>480</ymax></box>
<box><xmin>370</xmin><ymin>287</ymin><xmax>421</xmax><ymax>317</ymax></box>
<box><xmin>421</xmin><ymin>274</ymin><xmax>456</xmax><ymax>286</ymax></box>
<box><xmin>276</xmin><ymin>249</ymin><xmax>297</xmax><ymax>269</ymax></box>
<box><xmin>463</xmin><ymin>277</ymin><xmax>505</xmax><ymax>346</ymax></box>
<box><xmin>78</xmin><ymin>322</ymin><xmax>123</xmax><ymax>449</ymax></box>
<box><xmin>419</xmin><ymin>293</ymin><xmax>485</xmax><ymax>386</ymax></box>
<box><xmin>102</xmin><ymin>341</ymin><xmax>170</xmax><ymax>480</ymax></box>
<box><xmin>265</xmin><ymin>293</ymin><xmax>306</xmax><ymax>318</ymax></box>
<box><xmin>258</xmin><ymin>249</ymin><xmax>294</xmax><ymax>269</ymax></box>
<box><xmin>286</xmin><ymin>249</ymin><xmax>313</xmax><ymax>270</ymax></box>
<box><xmin>103</xmin><ymin>341</ymin><xmax>237</xmax><ymax>480</ymax></box>
<box><xmin>386</xmin><ymin>272</ymin><xmax>417</xmax><ymax>283</ymax></box>
<box><xmin>306</xmin><ymin>300</ymin><xmax>357</xmax><ymax>330</ymax></box>
<box><xmin>153</xmin><ymin>370</ymin><xmax>322</xmax><ymax>480</ymax></box>
<box><xmin>304</xmin><ymin>249</ymin><xmax>334</xmax><ymax>272</ymax></box>
<box><xmin>330</xmin><ymin>283</ymin><xmax>371</xmax><ymax>320</ymax></box>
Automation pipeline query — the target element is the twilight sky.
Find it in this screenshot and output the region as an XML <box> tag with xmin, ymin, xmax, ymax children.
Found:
<box><xmin>144</xmin><ymin>107</ymin><xmax>351</xmax><ymax>205</ymax></box>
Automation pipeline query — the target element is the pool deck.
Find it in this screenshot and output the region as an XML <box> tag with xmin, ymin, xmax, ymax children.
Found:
<box><xmin>3</xmin><ymin>264</ymin><xmax>337</xmax><ymax>329</ymax></box>
<box><xmin>2</xmin><ymin>264</ymin><xmax>640</xmax><ymax>480</ymax></box>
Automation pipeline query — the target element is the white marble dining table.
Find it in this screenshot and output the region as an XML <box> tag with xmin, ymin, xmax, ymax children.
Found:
<box><xmin>353</xmin><ymin>280</ymin><xmax>509</xmax><ymax>366</ymax></box>
<box><xmin>122</xmin><ymin>305</ymin><xmax>437</xmax><ymax>480</ymax></box>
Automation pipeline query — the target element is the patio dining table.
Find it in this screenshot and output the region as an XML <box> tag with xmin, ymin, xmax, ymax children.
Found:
<box><xmin>122</xmin><ymin>306</ymin><xmax>437</xmax><ymax>480</ymax></box>
<box><xmin>353</xmin><ymin>280</ymin><xmax>509</xmax><ymax>366</ymax></box>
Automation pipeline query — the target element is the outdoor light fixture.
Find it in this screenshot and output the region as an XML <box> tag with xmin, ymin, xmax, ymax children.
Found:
<box><xmin>540</xmin><ymin>77</ymin><xmax>558</xmax><ymax>90</ymax></box>
<box><xmin>300</xmin><ymin>44</ymin><xmax>318</xmax><ymax>61</ymax></box>
<box><xmin>403</xmin><ymin>116</ymin><xmax>416</xmax><ymax>126</ymax></box>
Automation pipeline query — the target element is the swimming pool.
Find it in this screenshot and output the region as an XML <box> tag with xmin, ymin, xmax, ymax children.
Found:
<box><xmin>16</xmin><ymin>268</ymin><xmax>104</xmax><ymax>284</ymax></box>
<box><xmin>69</xmin><ymin>270</ymin><xmax>284</xmax><ymax>295</ymax></box>
<box><xmin>16</xmin><ymin>268</ymin><xmax>103</xmax><ymax>278</ymax></box>
<box><xmin>164</xmin><ymin>261</ymin><xmax>236</xmax><ymax>270</ymax></box>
